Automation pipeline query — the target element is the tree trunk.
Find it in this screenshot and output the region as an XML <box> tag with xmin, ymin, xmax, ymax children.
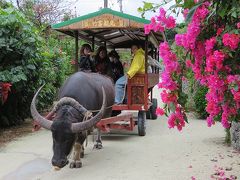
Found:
<box><xmin>230</xmin><ymin>121</ymin><xmax>240</xmax><ymax>151</ymax></box>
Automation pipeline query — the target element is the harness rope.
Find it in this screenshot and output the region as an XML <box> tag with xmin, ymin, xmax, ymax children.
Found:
<box><xmin>77</xmin><ymin>81</ymin><xmax>127</xmax><ymax>147</ymax></box>
<box><xmin>82</xmin><ymin>111</ymin><xmax>93</xmax><ymax>147</ymax></box>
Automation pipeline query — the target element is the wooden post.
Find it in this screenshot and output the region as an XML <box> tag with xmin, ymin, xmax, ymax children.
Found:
<box><xmin>155</xmin><ymin>48</ymin><xmax>157</xmax><ymax>59</ymax></box>
<box><xmin>75</xmin><ymin>31</ymin><xmax>79</xmax><ymax>72</ymax></box>
<box><xmin>144</xmin><ymin>35</ymin><xmax>149</xmax><ymax>110</ymax></box>
<box><xmin>104</xmin><ymin>0</ymin><xmax>108</xmax><ymax>8</ymax></box>
<box><xmin>119</xmin><ymin>0</ymin><xmax>123</xmax><ymax>12</ymax></box>
<box><xmin>151</xmin><ymin>45</ymin><xmax>154</xmax><ymax>57</ymax></box>
<box><xmin>154</xmin><ymin>48</ymin><xmax>157</xmax><ymax>73</ymax></box>
<box><xmin>145</xmin><ymin>35</ymin><xmax>149</xmax><ymax>73</ymax></box>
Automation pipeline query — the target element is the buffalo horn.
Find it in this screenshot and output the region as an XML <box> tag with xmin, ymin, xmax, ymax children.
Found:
<box><xmin>30</xmin><ymin>85</ymin><xmax>53</xmax><ymax>130</ymax></box>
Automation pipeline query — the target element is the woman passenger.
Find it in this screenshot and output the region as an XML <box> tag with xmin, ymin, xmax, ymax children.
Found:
<box><xmin>79</xmin><ymin>44</ymin><xmax>95</xmax><ymax>72</ymax></box>
<box><xmin>94</xmin><ymin>46</ymin><xmax>114</xmax><ymax>79</ymax></box>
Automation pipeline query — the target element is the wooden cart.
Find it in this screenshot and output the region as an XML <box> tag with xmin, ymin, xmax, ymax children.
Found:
<box><xmin>52</xmin><ymin>8</ymin><xmax>164</xmax><ymax>136</ymax></box>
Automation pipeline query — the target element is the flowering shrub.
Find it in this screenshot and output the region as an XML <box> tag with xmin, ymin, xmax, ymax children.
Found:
<box><xmin>145</xmin><ymin>0</ymin><xmax>240</xmax><ymax>130</ymax></box>
<box><xmin>0</xmin><ymin>82</ymin><xmax>11</xmax><ymax>104</ymax></box>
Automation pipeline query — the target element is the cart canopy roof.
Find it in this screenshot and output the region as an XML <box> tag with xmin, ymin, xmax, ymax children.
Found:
<box><xmin>52</xmin><ymin>8</ymin><xmax>163</xmax><ymax>48</ymax></box>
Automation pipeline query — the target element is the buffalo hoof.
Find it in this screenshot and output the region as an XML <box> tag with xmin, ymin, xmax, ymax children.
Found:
<box><xmin>69</xmin><ymin>161</ymin><xmax>82</xmax><ymax>168</ymax></box>
<box><xmin>93</xmin><ymin>142</ymin><xmax>103</xmax><ymax>149</ymax></box>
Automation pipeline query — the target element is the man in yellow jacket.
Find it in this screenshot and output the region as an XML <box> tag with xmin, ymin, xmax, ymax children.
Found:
<box><xmin>115</xmin><ymin>44</ymin><xmax>145</xmax><ymax>104</ymax></box>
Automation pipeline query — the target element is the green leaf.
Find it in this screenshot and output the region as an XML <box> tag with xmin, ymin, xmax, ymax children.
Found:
<box><xmin>137</xmin><ymin>7</ymin><xmax>143</xmax><ymax>13</ymax></box>
<box><xmin>218</xmin><ymin>6</ymin><xmax>228</xmax><ymax>18</ymax></box>
<box><xmin>169</xmin><ymin>102</ymin><xmax>176</xmax><ymax>112</ymax></box>
<box><xmin>231</xmin><ymin>11</ymin><xmax>237</xmax><ymax>18</ymax></box>
<box><xmin>175</xmin><ymin>0</ymin><xmax>183</xmax><ymax>4</ymax></box>
<box><xmin>143</xmin><ymin>2</ymin><xmax>153</xmax><ymax>10</ymax></box>
<box><xmin>26</xmin><ymin>64</ymin><xmax>36</xmax><ymax>70</ymax></box>
<box><xmin>183</xmin><ymin>113</ymin><xmax>189</xmax><ymax>123</ymax></box>
<box><xmin>183</xmin><ymin>0</ymin><xmax>196</xmax><ymax>9</ymax></box>
<box><xmin>233</xmin><ymin>84</ymin><xmax>239</xmax><ymax>91</ymax></box>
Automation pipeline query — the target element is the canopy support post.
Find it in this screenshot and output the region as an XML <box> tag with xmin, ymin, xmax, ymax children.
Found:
<box><xmin>145</xmin><ymin>35</ymin><xmax>149</xmax><ymax>73</ymax></box>
<box><xmin>154</xmin><ymin>48</ymin><xmax>157</xmax><ymax>60</ymax></box>
<box><xmin>75</xmin><ymin>31</ymin><xmax>79</xmax><ymax>72</ymax></box>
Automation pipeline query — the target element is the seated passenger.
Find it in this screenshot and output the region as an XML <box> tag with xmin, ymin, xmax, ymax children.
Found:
<box><xmin>115</xmin><ymin>44</ymin><xmax>145</xmax><ymax>104</ymax></box>
<box><xmin>94</xmin><ymin>46</ymin><xmax>114</xmax><ymax>80</ymax></box>
<box><xmin>78</xmin><ymin>44</ymin><xmax>95</xmax><ymax>72</ymax></box>
<box><xmin>108</xmin><ymin>50</ymin><xmax>124</xmax><ymax>83</ymax></box>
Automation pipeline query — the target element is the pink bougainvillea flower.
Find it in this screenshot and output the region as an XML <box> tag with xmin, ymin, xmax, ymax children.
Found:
<box><xmin>165</xmin><ymin>16</ymin><xmax>176</xmax><ymax>29</ymax></box>
<box><xmin>205</xmin><ymin>37</ymin><xmax>216</xmax><ymax>55</ymax></box>
<box><xmin>145</xmin><ymin>7</ymin><xmax>176</xmax><ymax>34</ymax></box>
<box><xmin>156</xmin><ymin>107</ymin><xmax>165</xmax><ymax>116</ymax></box>
<box><xmin>144</xmin><ymin>24</ymin><xmax>151</xmax><ymax>34</ymax></box>
<box><xmin>205</xmin><ymin>50</ymin><xmax>225</xmax><ymax>72</ymax></box>
<box><xmin>183</xmin><ymin>9</ymin><xmax>189</xmax><ymax>19</ymax></box>
<box><xmin>145</xmin><ymin>3</ymin><xmax>240</xmax><ymax>131</ymax></box>
<box><xmin>237</xmin><ymin>22</ymin><xmax>240</xmax><ymax>29</ymax></box>
<box><xmin>151</xmin><ymin>17</ymin><xmax>156</xmax><ymax>24</ymax></box>
<box><xmin>194</xmin><ymin>5</ymin><xmax>209</xmax><ymax>20</ymax></box>
<box><xmin>221</xmin><ymin>105</ymin><xmax>231</xmax><ymax>128</ymax></box>
<box><xmin>186</xmin><ymin>59</ymin><xmax>192</xmax><ymax>68</ymax></box>
<box><xmin>167</xmin><ymin>108</ymin><xmax>185</xmax><ymax>131</ymax></box>
<box><xmin>191</xmin><ymin>176</ymin><xmax>196</xmax><ymax>180</ymax></box>
<box><xmin>185</xmin><ymin>22</ymin><xmax>201</xmax><ymax>50</ymax></box>
<box><xmin>222</xmin><ymin>33</ymin><xmax>240</xmax><ymax>50</ymax></box>
<box><xmin>227</xmin><ymin>75</ymin><xmax>240</xmax><ymax>84</ymax></box>
<box><xmin>233</xmin><ymin>91</ymin><xmax>240</xmax><ymax>102</ymax></box>
<box><xmin>156</xmin><ymin>8</ymin><xmax>166</xmax><ymax>22</ymax></box>
<box><xmin>158</xmin><ymin>71</ymin><xmax>178</xmax><ymax>90</ymax></box>
<box><xmin>175</xmin><ymin>34</ymin><xmax>188</xmax><ymax>47</ymax></box>
<box><xmin>161</xmin><ymin>90</ymin><xmax>178</xmax><ymax>104</ymax></box>
<box><xmin>154</xmin><ymin>23</ymin><xmax>164</xmax><ymax>32</ymax></box>
<box><xmin>175</xmin><ymin>4</ymin><xmax>209</xmax><ymax>49</ymax></box>
<box><xmin>206</xmin><ymin>115</ymin><xmax>215</xmax><ymax>127</ymax></box>
<box><xmin>216</xmin><ymin>27</ymin><xmax>224</xmax><ymax>36</ymax></box>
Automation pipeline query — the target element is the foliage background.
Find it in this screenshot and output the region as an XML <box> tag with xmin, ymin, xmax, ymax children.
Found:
<box><xmin>0</xmin><ymin>2</ymin><xmax>74</xmax><ymax>127</ymax></box>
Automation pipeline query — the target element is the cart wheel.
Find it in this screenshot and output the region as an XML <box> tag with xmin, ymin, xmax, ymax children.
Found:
<box><xmin>150</xmin><ymin>98</ymin><xmax>158</xmax><ymax>120</ymax></box>
<box><xmin>146</xmin><ymin>98</ymin><xmax>158</xmax><ymax>120</ymax></box>
<box><xmin>146</xmin><ymin>111</ymin><xmax>150</xmax><ymax>119</ymax></box>
<box><xmin>138</xmin><ymin>111</ymin><xmax>146</xmax><ymax>136</ymax></box>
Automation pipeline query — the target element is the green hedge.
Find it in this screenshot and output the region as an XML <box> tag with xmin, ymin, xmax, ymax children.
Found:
<box><xmin>0</xmin><ymin>5</ymin><xmax>73</xmax><ymax>127</ymax></box>
<box><xmin>194</xmin><ymin>85</ymin><xmax>209</xmax><ymax>119</ymax></box>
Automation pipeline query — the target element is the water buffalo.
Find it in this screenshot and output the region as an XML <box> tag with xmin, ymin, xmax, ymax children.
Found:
<box><xmin>31</xmin><ymin>72</ymin><xmax>114</xmax><ymax>169</ymax></box>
